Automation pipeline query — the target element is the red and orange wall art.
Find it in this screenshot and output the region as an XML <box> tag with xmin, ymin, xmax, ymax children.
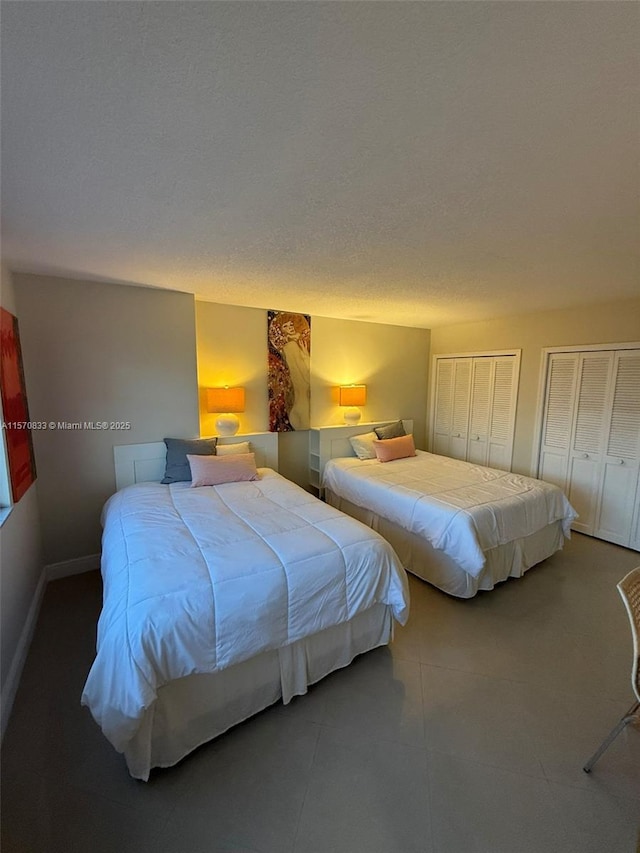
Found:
<box><xmin>267</xmin><ymin>310</ymin><xmax>311</xmax><ymax>432</ymax></box>
<box><xmin>0</xmin><ymin>307</ymin><xmax>37</xmax><ymax>502</ymax></box>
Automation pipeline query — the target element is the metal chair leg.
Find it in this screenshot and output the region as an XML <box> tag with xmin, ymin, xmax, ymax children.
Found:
<box><xmin>583</xmin><ymin>700</ymin><xmax>640</xmax><ymax>773</ymax></box>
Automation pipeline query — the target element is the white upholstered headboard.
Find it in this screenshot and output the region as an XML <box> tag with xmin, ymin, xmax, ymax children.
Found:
<box><xmin>114</xmin><ymin>432</ymin><xmax>279</xmax><ymax>490</ymax></box>
<box><xmin>310</xmin><ymin>419</ymin><xmax>414</xmax><ymax>487</ymax></box>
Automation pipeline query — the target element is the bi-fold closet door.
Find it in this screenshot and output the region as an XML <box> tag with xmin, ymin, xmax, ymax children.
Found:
<box><xmin>538</xmin><ymin>349</ymin><xmax>640</xmax><ymax>550</ymax></box>
<box><xmin>432</xmin><ymin>353</ymin><xmax>519</xmax><ymax>471</ymax></box>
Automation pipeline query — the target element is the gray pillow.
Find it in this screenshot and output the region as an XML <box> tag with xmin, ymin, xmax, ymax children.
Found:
<box><xmin>161</xmin><ymin>437</ymin><xmax>218</xmax><ymax>484</ymax></box>
<box><xmin>374</xmin><ymin>420</ymin><xmax>406</xmax><ymax>440</ymax></box>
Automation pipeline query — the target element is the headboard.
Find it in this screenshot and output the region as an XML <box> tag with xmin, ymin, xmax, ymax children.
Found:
<box><xmin>114</xmin><ymin>432</ymin><xmax>279</xmax><ymax>490</ymax></box>
<box><xmin>310</xmin><ymin>419</ymin><xmax>414</xmax><ymax>488</ymax></box>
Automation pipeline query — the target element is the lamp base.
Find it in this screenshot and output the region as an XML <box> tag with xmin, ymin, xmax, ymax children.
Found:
<box><xmin>343</xmin><ymin>407</ymin><xmax>362</xmax><ymax>425</ymax></box>
<box><xmin>215</xmin><ymin>413</ymin><xmax>240</xmax><ymax>436</ymax></box>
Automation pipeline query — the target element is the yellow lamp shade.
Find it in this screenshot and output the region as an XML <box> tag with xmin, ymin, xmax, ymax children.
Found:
<box><xmin>206</xmin><ymin>386</ymin><xmax>246</xmax><ymax>414</ymax></box>
<box><xmin>339</xmin><ymin>385</ymin><xmax>367</xmax><ymax>407</ymax></box>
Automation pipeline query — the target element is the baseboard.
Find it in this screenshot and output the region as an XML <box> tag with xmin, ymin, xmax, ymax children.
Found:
<box><xmin>0</xmin><ymin>567</ymin><xmax>47</xmax><ymax>742</ymax></box>
<box><xmin>45</xmin><ymin>553</ymin><xmax>100</xmax><ymax>581</ymax></box>
<box><xmin>1</xmin><ymin>552</ymin><xmax>101</xmax><ymax>741</ymax></box>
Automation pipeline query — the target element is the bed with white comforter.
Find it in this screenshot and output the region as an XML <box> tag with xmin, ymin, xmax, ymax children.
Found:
<box><xmin>323</xmin><ymin>450</ymin><xmax>577</xmax><ymax>597</ymax></box>
<box><xmin>82</xmin><ymin>468</ymin><xmax>409</xmax><ymax>779</ymax></box>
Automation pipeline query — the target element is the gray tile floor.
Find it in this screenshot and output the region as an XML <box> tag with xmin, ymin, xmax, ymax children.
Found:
<box><xmin>2</xmin><ymin>532</ymin><xmax>639</xmax><ymax>852</ymax></box>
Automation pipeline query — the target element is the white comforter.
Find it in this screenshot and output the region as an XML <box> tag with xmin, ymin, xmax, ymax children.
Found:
<box><xmin>82</xmin><ymin>469</ymin><xmax>409</xmax><ymax>752</ymax></box>
<box><xmin>322</xmin><ymin>451</ymin><xmax>577</xmax><ymax>577</ymax></box>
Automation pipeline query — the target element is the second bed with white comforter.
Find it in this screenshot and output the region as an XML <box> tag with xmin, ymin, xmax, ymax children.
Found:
<box><xmin>323</xmin><ymin>450</ymin><xmax>577</xmax><ymax>595</ymax></box>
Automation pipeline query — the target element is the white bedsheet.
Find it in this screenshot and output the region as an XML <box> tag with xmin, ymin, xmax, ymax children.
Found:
<box><xmin>82</xmin><ymin>469</ymin><xmax>409</xmax><ymax>752</ymax></box>
<box><xmin>322</xmin><ymin>451</ymin><xmax>577</xmax><ymax>577</ymax></box>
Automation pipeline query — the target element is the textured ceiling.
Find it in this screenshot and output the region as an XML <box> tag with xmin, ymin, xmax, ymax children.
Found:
<box><xmin>2</xmin><ymin>2</ymin><xmax>638</xmax><ymax>328</ymax></box>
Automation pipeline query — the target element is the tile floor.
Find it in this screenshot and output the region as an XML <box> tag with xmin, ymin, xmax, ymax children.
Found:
<box><xmin>1</xmin><ymin>532</ymin><xmax>639</xmax><ymax>852</ymax></box>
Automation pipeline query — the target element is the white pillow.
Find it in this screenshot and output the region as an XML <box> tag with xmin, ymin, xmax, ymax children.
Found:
<box><xmin>349</xmin><ymin>431</ymin><xmax>378</xmax><ymax>460</ymax></box>
<box><xmin>216</xmin><ymin>441</ymin><xmax>252</xmax><ymax>457</ymax></box>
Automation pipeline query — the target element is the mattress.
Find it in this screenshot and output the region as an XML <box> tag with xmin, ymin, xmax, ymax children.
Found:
<box><xmin>322</xmin><ymin>451</ymin><xmax>577</xmax><ymax>592</ymax></box>
<box><xmin>82</xmin><ymin>468</ymin><xmax>409</xmax><ymax>765</ymax></box>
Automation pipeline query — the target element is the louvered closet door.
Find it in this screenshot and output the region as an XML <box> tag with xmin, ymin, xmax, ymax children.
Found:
<box><xmin>467</xmin><ymin>358</ymin><xmax>492</xmax><ymax>465</ymax></box>
<box><xmin>594</xmin><ymin>352</ymin><xmax>640</xmax><ymax>546</ymax></box>
<box><xmin>433</xmin><ymin>359</ymin><xmax>454</xmax><ymax>456</ymax></box>
<box><xmin>433</xmin><ymin>359</ymin><xmax>472</xmax><ymax>459</ymax></box>
<box><xmin>538</xmin><ymin>347</ymin><xmax>640</xmax><ymax>549</ymax></box>
<box><xmin>433</xmin><ymin>353</ymin><xmax>519</xmax><ymax>468</ymax></box>
<box><xmin>450</xmin><ymin>360</ymin><xmax>472</xmax><ymax>459</ymax></box>
<box><xmin>567</xmin><ymin>353</ymin><xmax>613</xmax><ymax>535</ymax></box>
<box><xmin>539</xmin><ymin>354</ymin><xmax>579</xmax><ymax>490</ymax></box>
<box><xmin>487</xmin><ymin>357</ymin><xmax>518</xmax><ymax>470</ymax></box>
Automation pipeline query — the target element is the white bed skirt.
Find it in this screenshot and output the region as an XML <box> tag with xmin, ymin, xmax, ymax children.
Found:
<box><xmin>325</xmin><ymin>489</ymin><xmax>566</xmax><ymax>598</ymax></box>
<box><xmin>124</xmin><ymin>602</ymin><xmax>393</xmax><ymax>780</ymax></box>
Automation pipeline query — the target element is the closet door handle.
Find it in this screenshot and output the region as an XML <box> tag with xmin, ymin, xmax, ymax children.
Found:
<box><xmin>618</xmin><ymin>459</ymin><xmax>625</xmax><ymax>465</ymax></box>
<box><xmin>582</xmin><ymin>453</ymin><xmax>589</xmax><ymax>459</ymax></box>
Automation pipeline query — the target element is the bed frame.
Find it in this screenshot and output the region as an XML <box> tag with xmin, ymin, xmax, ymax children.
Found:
<box><xmin>101</xmin><ymin>430</ymin><xmax>396</xmax><ymax>780</ymax></box>
<box><xmin>113</xmin><ymin>432</ymin><xmax>279</xmax><ymax>490</ymax></box>
<box><xmin>316</xmin><ymin>421</ymin><xmax>566</xmax><ymax>597</ymax></box>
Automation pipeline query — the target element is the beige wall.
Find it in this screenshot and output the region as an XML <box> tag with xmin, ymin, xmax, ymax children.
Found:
<box><xmin>310</xmin><ymin>317</ymin><xmax>430</xmax><ymax>441</ymax></box>
<box><xmin>14</xmin><ymin>274</ymin><xmax>200</xmax><ymax>564</ymax></box>
<box><xmin>429</xmin><ymin>297</ymin><xmax>640</xmax><ymax>475</ymax></box>
<box><xmin>196</xmin><ymin>302</ymin><xmax>270</xmax><ymax>436</ymax></box>
<box><xmin>196</xmin><ymin>302</ymin><xmax>430</xmax><ymax>487</ymax></box>
<box><xmin>0</xmin><ymin>264</ymin><xmax>44</xmax><ymax>718</ymax></box>
<box><xmin>8</xmin><ymin>283</ymin><xmax>430</xmax><ymax>565</ymax></box>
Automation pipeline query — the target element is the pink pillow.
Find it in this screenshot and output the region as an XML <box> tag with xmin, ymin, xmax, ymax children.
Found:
<box><xmin>187</xmin><ymin>452</ymin><xmax>259</xmax><ymax>486</ymax></box>
<box><xmin>373</xmin><ymin>434</ymin><xmax>416</xmax><ymax>463</ymax></box>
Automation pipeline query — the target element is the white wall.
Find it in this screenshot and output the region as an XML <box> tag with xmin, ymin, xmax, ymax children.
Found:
<box><xmin>429</xmin><ymin>297</ymin><xmax>640</xmax><ymax>475</ymax></box>
<box><xmin>0</xmin><ymin>263</ymin><xmax>44</xmax><ymax>734</ymax></box>
<box><xmin>196</xmin><ymin>302</ymin><xmax>431</xmax><ymax>488</ymax></box>
<box><xmin>14</xmin><ymin>274</ymin><xmax>200</xmax><ymax>564</ymax></box>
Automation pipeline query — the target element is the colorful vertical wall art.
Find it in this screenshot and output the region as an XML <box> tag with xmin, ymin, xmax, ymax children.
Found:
<box><xmin>267</xmin><ymin>310</ymin><xmax>311</xmax><ymax>432</ymax></box>
<box><xmin>0</xmin><ymin>307</ymin><xmax>37</xmax><ymax>501</ymax></box>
